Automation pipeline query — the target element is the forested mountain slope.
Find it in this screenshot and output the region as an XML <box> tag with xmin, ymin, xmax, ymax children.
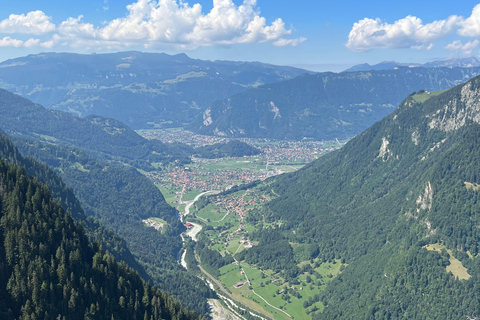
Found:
<box><xmin>252</xmin><ymin>75</ymin><xmax>480</xmax><ymax>318</ymax></box>
<box><xmin>0</xmin><ymin>90</ymin><xmax>214</xmax><ymax>315</ymax></box>
<box><xmin>0</xmin><ymin>131</ymin><xmax>142</xmax><ymax>273</ymax></box>
<box><xmin>0</xmin><ymin>159</ymin><xmax>203</xmax><ymax>320</ymax></box>
<box><xmin>0</xmin><ymin>89</ymin><xmax>190</xmax><ymax>169</ymax></box>
<box><xmin>194</xmin><ymin>140</ymin><xmax>261</xmax><ymax>159</ymax></box>
<box><xmin>0</xmin><ymin>51</ymin><xmax>308</xmax><ymax>128</ymax></box>
<box><xmin>8</xmin><ymin>137</ymin><xmax>215</xmax><ymax>316</ymax></box>
<box><xmin>195</xmin><ymin>67</ymin><xmax>480</xmax><ymax>140</ymax></box>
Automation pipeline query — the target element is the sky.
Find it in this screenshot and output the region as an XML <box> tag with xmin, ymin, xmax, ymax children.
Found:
<box><xmin>1</xmin><ymin>0</ymin><xmax>480</xmax><ymax>71</ymax></box>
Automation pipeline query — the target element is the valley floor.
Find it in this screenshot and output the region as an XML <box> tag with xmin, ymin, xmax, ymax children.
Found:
<box><xmin>138</xmin><ymin>128</ymin><xmax>346</xmax><ymax>319</ymax></box>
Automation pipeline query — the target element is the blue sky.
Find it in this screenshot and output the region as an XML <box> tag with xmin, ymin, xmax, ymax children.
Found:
<box><xmin>1</xmin><ymin>0</ymin><xmax>480</xmax><ymax>71</ymax></box>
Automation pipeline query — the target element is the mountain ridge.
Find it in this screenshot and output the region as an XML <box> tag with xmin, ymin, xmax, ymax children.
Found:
<box><xmin>0</xmin><ymin>51</ymin><xmax>310</xmax><ymax>129</ymax></box>
<box><xmin>247</xmin><ymin>74</ymin><xmax>480</xmax><ymax>318</ymax></box>
<box><xmin>194</xmin><ymin>66</ymin><xmax>480</xmax><ymax>141</ymax></box>
<box><xmin>344</xmin><ymin>57</ymin><xmax>480</xmax><ymax>72</ymax></box>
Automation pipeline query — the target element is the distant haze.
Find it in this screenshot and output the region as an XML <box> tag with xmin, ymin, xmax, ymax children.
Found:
<box><xmin>289</xmin><ymin>63</ymin><xmax>354</xmax><ymax>73</ymax></box>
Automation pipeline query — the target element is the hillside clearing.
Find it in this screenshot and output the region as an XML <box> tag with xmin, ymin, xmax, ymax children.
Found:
<box><xmin>424</xmin><ymin>244</ymin><xmax>471</xmax><ymax>280</ymax></box>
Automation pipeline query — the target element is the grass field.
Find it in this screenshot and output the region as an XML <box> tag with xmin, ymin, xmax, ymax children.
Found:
<box><xmin>158</xmin><ymin>186</ymin><xmax>181</xmax><ymax>205</ymax></box>
<box><xmin>182</xmin><ymin>190</ymin><xmax>202</xmax><ymax>201</ymax></box>
<box><xmin>213</xmin><ymin>255</ymin><xmax>344</xmax><ymax>320</ymax></box>
<box><xmin>424</xmin><ymin>244</ymin><xmax>471</xmax><ymax>280</ymax></box>
<box><xmin>412</xmin><ymin>89</ymin><xmax>448</xmax><ymax>103</ymax></box>
<box><xmin>465</xmin><ymin>181</ymin><xmax>480</xmax><ymax>191</ymax></box>
<box><xmin>149</xmin><ymin>217</ymin><xmax>167</xmax><ymax>224</ymax></box>
<box><xmin>197</xmin><ymin>204</ymin><xmax>226</xmax><ymax>221</ymax></box>
<box><xmin>192</xmin><ymin>187</ymin><xmax>348</xmax><ymax>319</ymax></box>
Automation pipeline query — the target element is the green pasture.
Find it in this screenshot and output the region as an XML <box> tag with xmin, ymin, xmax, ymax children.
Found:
<box><xmin>197</xmin><ymin>204</ymin><xmax>226</xmax><ymax>221</ymax></box>
<box><xmin>158</xmin><ymin>186</ymin><xmax>181</xmax><ymax>205</ymax></box>
<box><xmin>412</xmin><ymin>89</ymin><xmax>448</xmax><ymax>103</ymax></box>
<box><xmin>182</xmin><ymin>190</ymin><xmax>202</xmax><ymax>201</ymax></box>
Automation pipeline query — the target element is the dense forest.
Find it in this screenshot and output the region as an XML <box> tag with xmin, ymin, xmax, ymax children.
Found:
<box><xmin>0</xmin><ymin>131</ymin><xmax>143</xmax><ymax>269</ymax></box>
<box><xmin>0</xmin><ymin>158</ymin><xmax>203</xmax><ymax>320</ymax></box>
<box><xmin>194</xmin><ymin>140</ymin><xmax>261</xmax><ymax>159</ymax></box>
<box><xmin>237</xmin><ymin>228</ymin><xmax>299</xmax><ymax>280</ymax></box>
<box><xmin>0</xmin><ymin>88</ymin><xmax>221</xmax><ymax>315</ymax></box>
<box><xmin>8</xmin><ymin>136</ymin><xmax>214</xmax><ymax>316</ymax></box>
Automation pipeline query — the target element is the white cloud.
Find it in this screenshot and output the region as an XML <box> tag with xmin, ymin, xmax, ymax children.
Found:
<box><xmin>346</xmin><ymin>15</ymin><xmax>461</xmax><ymax>51</ymax></box>
<box><xmin>458</xmin><ymin>4</ymin><xmax>480</xmax><ymax>37</ymax></box>
<box><xmin>0</xmin><ymin>11</ymin><xmax>55</xmax><ymax>35</ymax></box>
<box><xmin>273</xmin><ymin>37</ymin><xmax>307</xmax><ymax>47</ymax></box>
<box><xmin>445</xmin><ymin>39</ymin><xmax>479</xmax><ymax>55</ymax></box>
<box><xmin>0</xmin><ymin>37</ymin><xmax>23</xmax><ymax>47</ymax></box>
<box><xmin>0</xmin><ymin>0</ymin><xmax>304</xmax><ymax>50</ymax></box>
<box><xmin>0</xmin><ymin>36</ymin><xmax>53</xmax><ymax>48</ymax></box>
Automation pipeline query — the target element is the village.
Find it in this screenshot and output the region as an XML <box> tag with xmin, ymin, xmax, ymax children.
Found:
<box><xmin>145</xmin><ymin>162</ymin><xmax>271</xmax><ymax>193</ymax></box>
<box><xmin>203</xmin><ymin>189</ymin><xmax>269</xmax><ymax>245</ymax></box>
<box><xmin>141</xmin><ymin>129</ymin><xmax>343</xmax><ymax>199</ymax></box>
<box><xmin>140</xmin><ymin>128</ymin><xmax>342</xmax><ymax>165</ymax></box>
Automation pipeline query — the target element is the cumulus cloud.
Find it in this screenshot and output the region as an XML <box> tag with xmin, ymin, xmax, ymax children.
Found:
<box><xmin>458</xmin><ymin>4</ymin><xmax>480</xmax><ymax>37</ymax></box>
<box><xmin>0</xmin><ymin>36</ymin><xmax>53</xmax><ymax>48</ymax></box>
<box><xmin>0</xmin><ymin>0</ymin><xmax>304</xmax><ymax>50</ymax></box>
<box><xmin>346</xmin><ymin>15</ymin><xmax>461</xmax><ymax>51</ymax></box>
<box><xmin>445</xmin><ymin>39</ymin><xmax>479</xmax><ymax>55</ymax></box>
<box><xmin>0</xmin><ymin>11</ymin><xmax>55</xmax><ymax>35</ymax></box>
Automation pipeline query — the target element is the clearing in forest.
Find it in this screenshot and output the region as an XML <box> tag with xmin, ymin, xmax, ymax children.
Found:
<box><xmin>424</xmin><ymin>244</ymin><xmax>471</xmax><ymax>280</ymax></box>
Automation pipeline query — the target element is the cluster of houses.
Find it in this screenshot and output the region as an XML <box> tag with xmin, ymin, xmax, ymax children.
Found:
<box><xmin>147</xmin><ymin>165</ymin><xmax>268</xmax><ymax>193</ymax></box>
<box><xmin>212</xmin><ymin>191</ymin><xmax>268</xmax><ymax>220</ymax></box>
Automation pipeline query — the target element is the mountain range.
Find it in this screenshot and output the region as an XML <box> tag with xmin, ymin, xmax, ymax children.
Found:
<box><xmin>194</xmin><ymin>66</ymin><xmax>480</xmax><ymax>140</ymax></box>
<box><xmin>3</xmin><ymin>50</ymin><xmax>480</xmax><ymax>319</ymax></box>
<box><xmin>0</xmin><ymin>51</ymin><xmax>309</xmax><ymax>129</ymax></box>
<box><xmin>344</xmin><ymin>57</ymin><xmax>480</xmax><ymax>72</ymax></box>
